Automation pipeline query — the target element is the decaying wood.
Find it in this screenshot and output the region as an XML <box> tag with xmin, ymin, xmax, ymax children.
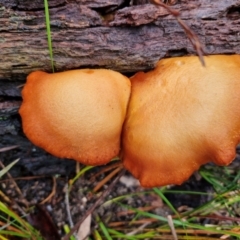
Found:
<box><xmin>0</xmin><ymin>0</ymin><xmax>240</xmax><ymax>174</ymax></box>
<box><xmin>1</xmin><ymin>0</ymin><xmax>240</xmax><ymax>81</ymax></box>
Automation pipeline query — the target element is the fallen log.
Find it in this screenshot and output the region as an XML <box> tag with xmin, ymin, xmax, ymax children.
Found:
<box><xmin>1</xmin><ymin>0</ymin><xmax>240</xmax><ymax>80</ymax></box>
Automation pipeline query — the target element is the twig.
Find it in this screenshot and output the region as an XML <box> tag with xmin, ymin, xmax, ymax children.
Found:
<box><xmin>0</xmin><ymin>145</ymin><xmax>19</xmax><ymax>153</ymax></box>
<box><xmin>62</xmin><ymin>168</ymin><xmax>126</xmax><ymax>240</ymax></box>
<box><xmin>167</xmin><ymin>215</ymin><xmax>178</xmax><ymax>240</ymax></box>
<box><xmin>0</xmin><ymin>161</ymin><xmax>29</xmax><ymax>208</ymax></box>
<box><xmin>150</xmin><ymin>0</ymin><xmax>205</xmax><ymax>66</ymax></box>
<box><xmin>90</xmin><ymin>161</ymin><xmax>122</xmax><ymax>182</ymax></box>
<box><xmin>40</xmin><ymin>177</ymin><xmax>57</xmax><ymax>205</ymax></box>
<box><xmin>151</xmin><ymin>0</ymin><xmax>180</xmax><ymax>16</ymax></box>
<box><xmin>64</xmin><ymin>182</ymin><xmax>74</xmax><ymax>228</ymax></box>
<box><xmin>0</xmin><ymin>175</ymin><xmax>49</xmax><ymax>183</ymax></box>
<box><xmin>93</xmin><ymin>166</ymin><xmax>122</xmax><ymax>192</ymax></box>
<box><xmin>75</xmin><ymin>162</ymin><xmax>80</xmax><ymax>174</ymax></box>
<box><xmin>176</xmin><ymin>18</ymin><xmax>205</xmax><ymax>66</ymax></box>
<box><xmin>126</xmin><ymin>222</ymin><xmax>150</xmax><ymax>236</ymax></box>
<box><xmin>0</xmin><ymin>189</ymin><xmax>11</xmax><ymax>204</ymax></box>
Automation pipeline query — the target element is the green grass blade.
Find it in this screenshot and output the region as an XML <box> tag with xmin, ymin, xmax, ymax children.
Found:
<box><xmin>0</xmin><ymin>235</ymin><xmax>8</xmax><ymax>240</ymax></box>
<box><xmin>0</xmin><ymin>159</ymin><xmax>19</xmax><ymax>178</ymax></box>
<box><xmin>0</xmin><ymin>202</ymin><xmax>41</xmax><ymax>237</ymax></box>
<box><xmin>96</xmin><ymin>215</ymin><xmax>112</xmax><ymax>240</ymax></box>
<box><xmin>93</xmin><ymin>229</ymin><xmax>103</xmax><ymax>240</ymax></box>
<box><xmin>44</xmin><ymin>0</ymin><xmax>54</xmax><ymax>72</ymax></box>
<box><xmin>153</xmin><ymin>188</ymin><xmax>179</xmax><ymax>216</ymax></box>
<box><xmin>69</xmin><ymin>165</ymin><xmax>94</xmax><ymax>189</ymax></box>
<box><xmin>116</xmin><ymin>202</ymin><xmax>240</xmax><ymax>238</ymax></box>
<box><xmin>63</xmin><ymin>225</ymin><xmax>76</xmax><ymax>240</ymax></box>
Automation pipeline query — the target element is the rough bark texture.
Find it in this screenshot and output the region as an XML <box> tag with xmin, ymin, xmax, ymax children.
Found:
<box><xmin>1</xmin><ymin>0</ymin><xmax>240</xmax><ymax>81</ymax></box>
<box><xmin>0</xmin><ymin>0</ymin><xmax>240</xmax><ymax>174</ymax></box>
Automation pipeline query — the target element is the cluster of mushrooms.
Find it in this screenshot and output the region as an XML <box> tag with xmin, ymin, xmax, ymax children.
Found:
<box><xmin>19</xmin><ymin>55</ymin><xmax>240</xmax><ymax>187</ymax></box>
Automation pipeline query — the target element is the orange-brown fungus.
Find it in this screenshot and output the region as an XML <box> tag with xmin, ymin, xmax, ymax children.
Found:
<box><xmin>122</xmin><ymin>55</ymin><xmax>240</xmax><ymax>187</ymax></box>
<box><xmin>19</xmin><ymin>69</ymin><xmax>131</xmax><ymax>165</ymax></box>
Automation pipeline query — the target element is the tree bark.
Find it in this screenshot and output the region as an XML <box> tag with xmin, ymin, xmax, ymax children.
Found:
<box><xmin>0</xmin><ymin>0</ymin><xmax>240</xmax><ymax>174</ymax></box>
<box><xmin>1</xmin><ymin>0</ymin><xmax>240</xmax><ymax>81</ymax></box>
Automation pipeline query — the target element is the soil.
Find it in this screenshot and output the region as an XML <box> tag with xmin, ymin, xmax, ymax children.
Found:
<box><xmin>1</xmin><ymin>144</ymin><xmax>239</xmax><ymax>239</ymax></box>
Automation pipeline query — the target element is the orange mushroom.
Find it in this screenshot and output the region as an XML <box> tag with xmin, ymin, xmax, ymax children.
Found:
<box><xmin>122</xmin><ymin>55</ymin><xmax>240</xmax><ymax>187</ymax></box>
<box><xmin>19</xmin><ymin>69</ymin><xmax>131</xmax><ymax>165</ymax></box>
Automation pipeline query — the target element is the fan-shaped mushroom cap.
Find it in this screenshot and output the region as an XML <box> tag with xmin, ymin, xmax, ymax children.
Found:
<box><xmin>122</xmin><ymin>55</ymin><xmax>240</xmax><ymax>187</ymax></box>
<box><xmin>20</xmin><ymin>69</ymin><xmax>131</xmax><ymax>165</ymax></box>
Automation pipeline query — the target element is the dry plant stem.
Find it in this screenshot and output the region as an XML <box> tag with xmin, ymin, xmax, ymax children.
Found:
<box><xmin>75</xmin><ymin>162</ymin><xmax>80</xmax><ymax>174</ymax></box>
<box><xmin>90</xmin><ymin>161</ymin><xmax>122</xmax><ymax>182</ymax></box>
<box><xmin>40</xmin><ymin>177</ymin><xmax>57</xmax><ymax>205</ymax></box>
<box><xmin>64</xmin><ymin>182</ymin><xmax>74</xmax><ymax>228</ymax></box>
<box><xmin>0</xmin><ymin>160</ymin><xmax>27</xmax><ymax>217</ymax></box>
<box><xmin>62</xmin><ymin>168</ymin><xmax>126</xmax><ymax>240</ymax></box>
<box><xmin>126</xmin><ymin>222</ymin><xmax>150</xmax><ymax>236</ymax></box>
<box><xmin>221</xmin><ymin>227</ymin><xmax>240</xmax><ymax>239</ymax></box>
<box><xmin>0</xmin><ymin>145</ymin><xmax>19</xmax><ymax>152</ymax></box>
<box><xmin>117</xmin><ymin>206</ymin><xmax>162</xmax><ymax>217</ymax></box>
<box><xmin>107</xmin><ymin>224</ymin><xmax>234</xmax><ymax>235</ymax></box>
<box><xmin>0</xmin><ymin>175</ymin><xmax>48</xmax><ymax>183</ymax></box>
<box><xmin>195</xmin><ymin>215</ymin><xmax>240</xmax><ymax>222</ymax></box>
<box><xmin>0</xmin><ymin>161</ymin><xmax>29</xmax><ymax>208</ymax></box>
<box><xmin>0</xmin><ymin>220</ymin><xmax>26</xmax><ymax>233</ymax></box>
<box><xmin>167</xmin><ymin>215</ymin><xmax>178</xmax><ymax>240</ymax></box>
<box><xmin>108</xmin><ymin>218</ymin><xmax>158</xmax><ymax>227</ymax></box>
<box><xmin>93</xmin><ymin>166</ymin><xmax>122</xmax><ymax>192</ymax></box>
<box><xmin>0</xmin><ymin>189</ymin><xmax>11</xmax><ymax>204</ymax></box>
<box><xmin>177</xmin><ymin>18</ymin><xmax>205</xmax><ymax>65</ymax></box>
<box><xmin>151</xmin><ymin>0</ymin><xmax>205</xmax><ymax>65</ymax></box>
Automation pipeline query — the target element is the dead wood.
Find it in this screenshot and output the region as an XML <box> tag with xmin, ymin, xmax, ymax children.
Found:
<box><xmin>1</xmin><ymin>0</ymin><xmax>240</xmax><ymax>81</ymax></box>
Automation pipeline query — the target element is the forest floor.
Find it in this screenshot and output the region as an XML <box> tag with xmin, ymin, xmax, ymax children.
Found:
<box><xmin>0</xmin><ymin>146</ymin><xmax>240</xmax><ymax>239</ymax></box>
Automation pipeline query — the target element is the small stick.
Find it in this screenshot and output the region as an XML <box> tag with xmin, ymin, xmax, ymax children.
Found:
<box><xmin>64</xmin><ymin>183</ymin><xmax>74</xmax><ymax>228</ymax></box>
<box><xmin>151</xmin><ymin>0</ymin><xmax>205</xmax><ymax>66</ymax></box>
<box><xmin>93</xmin><ymin>166</ymin><xmax>122</xmax><ymax>192</ymax></box>
<box><xmin>62</xmin><ymin>168</ymin><xmax>126</xmax><ymax>240</ymax></box>
<box><xmin>0</xmin><ymin>145</ymin><xmax>19</xmax><ymax>153</ymax></box>
<box><xmin>40</xmin><ymin>177</ymin><xmax>57</xmax><ymax>205</ymax></box>
<box><xmin>0</xmin><ymin>161</ymin><xmax>29</xmax><ymax>208</ymax></box>
<box><xmin>167</xmin><ymin>215</ymin><xmax>178</xmax><ymax>240</ymax></box>
<box><xmin>127</xmin><ymin>222</ymin><xmax>150</xmax><ymax>236</ymax></box>
<box><xmin>89</xmin><ymin>161</ymin><xmax>122</xmax><ymax>182</ymax></box>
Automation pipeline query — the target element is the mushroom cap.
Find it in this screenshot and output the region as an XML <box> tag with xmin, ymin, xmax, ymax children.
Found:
<box><xmin>20</xmin><ymin>69</ymin><xmax>131</xmax><ymax>165</ymax></box>
<box><xmin>122</xmin><ymin>55</ymin><xmax>240</xmax><ymax>187</ymax></box>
